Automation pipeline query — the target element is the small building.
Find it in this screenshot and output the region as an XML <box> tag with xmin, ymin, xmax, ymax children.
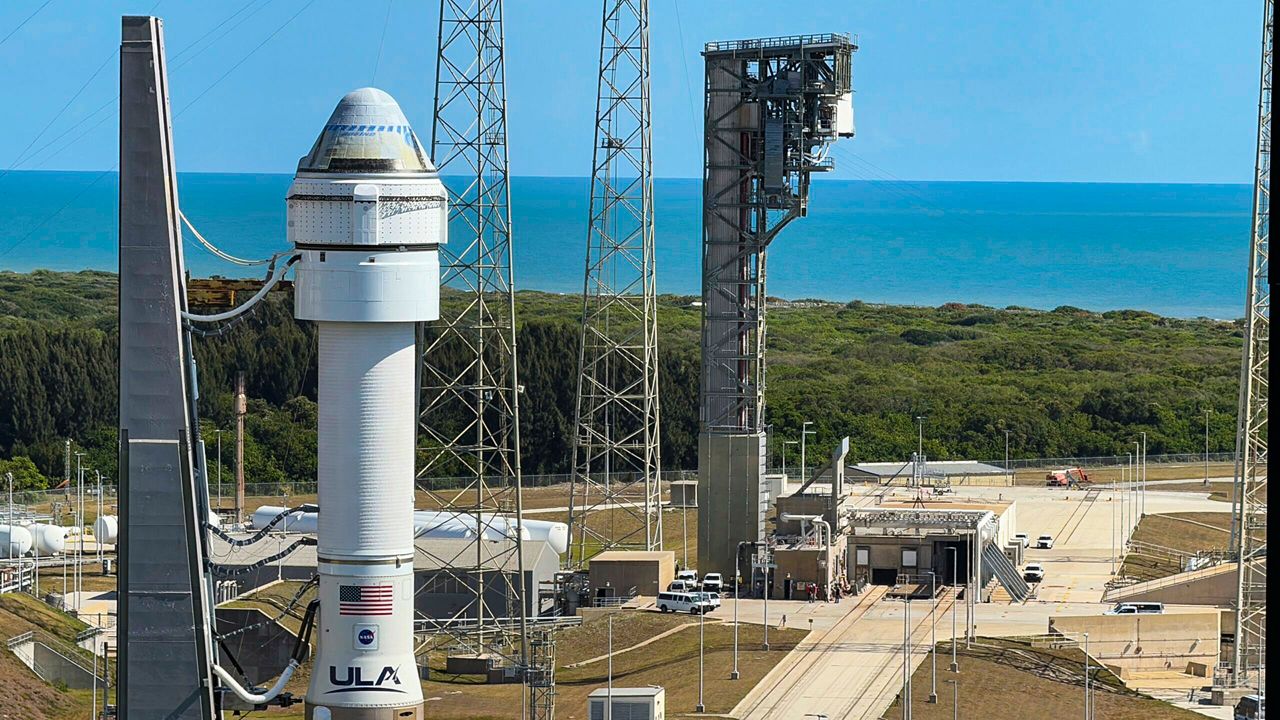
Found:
<box><xmin>415</xmin><ymin>537</ymin><xmax>560</xmax><ymax>620</ymax></box>
<box><xmin>847</xmin><ymin>500</ymin><xmax>1027</xmax><ymax>602</ymax></box>
<box><xmin>588</xmin><ymin>686</ymin><xmax>665</xmax><ymax>720</ymax></box>
<box><xmin>589</xmin><ymin>550</ymin><xmax>675</xmax><ymax>601</ymax></box>
<box><xmin>669</xmin><ymin>480</ymin><xmax>698</xmax><ymax>508</ymax></box>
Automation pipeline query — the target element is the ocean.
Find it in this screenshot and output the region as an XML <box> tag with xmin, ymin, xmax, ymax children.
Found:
<box><xmin>0</xmin><ymin>170</ymin><xmax>1253</xmax><ymax>319</ymax></box>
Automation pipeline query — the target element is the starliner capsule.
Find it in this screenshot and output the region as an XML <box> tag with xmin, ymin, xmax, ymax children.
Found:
<box><xmin>290</xmin><ymin>88</ymin><xmax>444</xmax><ymax>720</ymax></box>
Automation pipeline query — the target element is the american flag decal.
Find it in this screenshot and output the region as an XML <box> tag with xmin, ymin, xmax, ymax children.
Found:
<box><xmin>339</xmin><ymin>584</ymin><xmax>394</xmax><ymax>616</ymax></box>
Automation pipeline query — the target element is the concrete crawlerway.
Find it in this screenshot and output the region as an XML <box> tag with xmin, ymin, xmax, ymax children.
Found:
<box><xmin>696</xmin><ymin>481</ymin><xmax>1235</xmax><ymax>720</ymax></box>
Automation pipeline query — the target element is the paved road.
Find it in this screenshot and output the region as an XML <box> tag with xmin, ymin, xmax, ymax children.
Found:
<box><xmin>732</xmin><ymin>586</ymin><xmax>960</xmax><ymax>720</ymax></box>
<box><xmin>727</xmin><ymin>483</ymin><xmax>1235</xmax><ymax>719</ymax></box>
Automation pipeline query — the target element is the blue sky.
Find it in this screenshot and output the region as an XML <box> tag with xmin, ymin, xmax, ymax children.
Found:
<box><xmin>0</xmin><ymin>0</ymin><xmax>1264</xmax><ymax>182</ymax></box>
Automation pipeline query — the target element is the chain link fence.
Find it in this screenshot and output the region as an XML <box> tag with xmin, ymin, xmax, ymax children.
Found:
<box><xmin>4</xmin><ymin>453</ymin><xmax>1247</xmax><ymax>509</ymax></box>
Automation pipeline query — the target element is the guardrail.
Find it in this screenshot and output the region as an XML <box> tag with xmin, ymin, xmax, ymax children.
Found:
<box><xmin>704</xmin><ymin>33</ymin><xmax>855</xmax><ymax>53</ymax></box>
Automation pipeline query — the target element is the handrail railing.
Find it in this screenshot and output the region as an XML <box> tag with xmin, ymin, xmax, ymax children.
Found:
<box><xmin>704</xmin><ymin>33</ymin><xmax>855</xmax><ymax>53</ymax></box>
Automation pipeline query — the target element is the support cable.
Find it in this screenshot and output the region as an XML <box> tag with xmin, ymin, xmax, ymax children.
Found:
<box><xmin>204</xmin><ymin>504</ymin><xmax>317</xmax><ymax>547</ymax></box>
<box><xmin>208</xmin><ymin>537</ymin><xmax>315</xmax><ymax>577</ymax></box>
<box><xmin>180</xmin><ymin>210</ymin><xmax>283</xmax><ymax>266</ymax></box>
<box><xmin>216</xmin><ymin>576</ymin><xmax>318</xmax><ymax>641</ymax></box>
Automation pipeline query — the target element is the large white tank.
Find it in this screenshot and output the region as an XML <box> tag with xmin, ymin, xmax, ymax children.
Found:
<box><xmin>27</xmin><ymin>523</ymin><xmax>66</xmax><ymax>555</ymax></box>
<box><xmin>291</xmin><ymin>88</ymin><xmax>443</xmax><ymax>720</ymax></box>
<box><xmin>93</xmin><ymin>515</ymin><xmax>119</xmax><ymax>545</ymax></box>
<box><xmin>251</xmin><ymin>505</ymin><xmax>318</xmax><ymax>534</ymax></box>
<box><xmin>0</xmin><ymin>524</ymin><xmax>33</xmax><ymax>558</ymax></box>
<box><xmin>411</xmin><ymin>511</ymin><xmax>569</xmax><ymax>555</ymax></box>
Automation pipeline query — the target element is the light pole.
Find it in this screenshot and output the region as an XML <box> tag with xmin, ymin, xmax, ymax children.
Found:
<box><xmin>1136</xmin><ymin>440</ymin><xmax>1146</xmax><ymax>517</ymax></box>
<box><xmin>731</xmin><ymin>577</ymin><xmax>740</xmax><ymax>680</ymax></box>
<box><xmin>965</xmin><ymin>534</ymin><xmax>973</xmax><ymax>649</ymax></box>
<box><xmin>800</xmin><ymin>422</ymin><xmax>815</xmax><ymax>484</ymax></box>
<box><xmin>607</xmin><ymin>613</ymin><xmax>613</xmax><ymax>720</ymax></box>
<box><xmin>903</xmin><ymin>596</ymin><xmax>913</xmax><ymax>720</ymax></box>
<box><xmin>696</xmin><ymin>605</ymin><xmax>706</xmax><ymax>713</ymax></box>
<box><xmin>948</xmin><ymin>547</ymin><xmax>958</xmax><ymax>672</ymax></box>
<box><xmin>1083</xmin><ymin>632</ymin><xmax>1090</xmax><ymax>720</ymax></box>
<box><xmin>949</xmin><ymin>678</ymin><xmax>958</xmax><ymax>720</ymax></box>
<box><xmin>782</xmin><ymin>440</ymin><xmax>798</xmax><ymax>480</ymax></box>
<box><xmin>1203</xmin><ymin>409</ymin><xmax>1211</xmax><ymax>486</ymax></box>
<box><xmin>761</xmin><ymin>550</ymin><xmax>772</xmax><ymax>651</ymax></box>
<box><xmin>1110</xmin><ymin>472</ymin><xmax>1117</xmax><ymax>574</ymax></box>
<box><xmin>215</xmin><ymin>428</ymin><xmax>223</xmax><ymax>512</ymax></box>
<box><xmin>928</xmin><ymin>571</ymin><xmax>938</xmax><ymax>703</ymax></box>
<box><xmin>1140</xmin><ymin>432</ymin><xmax>1147</xmax><ymax>518</ymax></box>
<box><xmin>1003</xmin><ymin>428</ymin><xmax>1012</xmax><ymax>485</ymax></box>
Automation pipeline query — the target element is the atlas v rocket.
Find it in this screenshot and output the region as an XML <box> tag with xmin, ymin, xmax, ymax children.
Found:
<box><xmin>289</xmin><ymin>87</ymin><xmax>442</xmax><ymax>720</ymax></box>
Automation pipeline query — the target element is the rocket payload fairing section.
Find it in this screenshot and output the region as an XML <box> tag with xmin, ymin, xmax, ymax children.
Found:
<box><xmin>290</xmin><ymin>88</ymin><xmax>445</xmax><ymax>720</ymax></box>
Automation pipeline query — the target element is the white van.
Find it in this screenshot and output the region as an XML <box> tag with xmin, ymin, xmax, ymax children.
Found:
<box><xmin>657</xmin><ymin>591</ymin><xmax>714</xmax><ymax>614</ymax></box>
<box><xmin>667</xmin><ymin>579</ymin><xmax>697</xmax><ymax>593</ymax></box>
<box><xmin>1104</xmin><ymin>602</ymin><xmax>1164</xmax><ymax>615</ymax></box>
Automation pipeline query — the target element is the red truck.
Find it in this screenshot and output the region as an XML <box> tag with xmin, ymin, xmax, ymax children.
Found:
<box><xmin>1045</xmin><ymin>467</ymin><xmax>1090</xmax><ymax>487</ymax></box>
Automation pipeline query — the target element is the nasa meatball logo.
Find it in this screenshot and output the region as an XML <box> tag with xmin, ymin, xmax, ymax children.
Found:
<box><xmin>353</xmin><ymin>623</ymin><xmax>379</xmax><ymax>651</ymax></box>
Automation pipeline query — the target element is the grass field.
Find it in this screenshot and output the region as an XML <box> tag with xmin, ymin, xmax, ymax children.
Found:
<box><xmin>1120</xmin><ymin>512</ymin><xmax>1236</xmax><ymax>582</ymax></box>
<box><xmin>883</xmin><ymin>638</ymin><xmax>1204</xmax><ymax>720</ymax></box>
<box><xmin>240</xmin><ymin>606</ymin><xmax>806</xmax><ymax>720</ymax></box>
<box><xmin>0</xmin><ymin>593</ymin><xmax>102</xmax><ymax>720</ymax></box>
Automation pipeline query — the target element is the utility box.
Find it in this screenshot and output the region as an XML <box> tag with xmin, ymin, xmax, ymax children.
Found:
<box><xmin>588</xmin><ymin>686</ymin><xmax>665</xmax><ymax>720</ymax></box>
<box><xmin>669</xmin><ymin>480</ymin><xmax>698</xmax><ymax>508</ymax></box>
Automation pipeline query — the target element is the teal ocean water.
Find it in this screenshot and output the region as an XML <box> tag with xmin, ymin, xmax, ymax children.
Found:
<box><xmin>0</xmin><ymin>171</ymin><xmax>1252</xmax><ymax>318</ymax></box>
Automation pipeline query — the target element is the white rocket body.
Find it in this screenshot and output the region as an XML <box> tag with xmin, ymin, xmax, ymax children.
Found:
<box><xmin>291</xmin><ymin>88</ymin><xmax>445</xmax><ymax>720</ymax></box>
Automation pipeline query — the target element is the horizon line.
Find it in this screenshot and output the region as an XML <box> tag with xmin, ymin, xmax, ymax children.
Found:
<box><xmin>1</xmin><ymin>168</ymin><xmax>1254</xmax><ymax>187</ymax></box>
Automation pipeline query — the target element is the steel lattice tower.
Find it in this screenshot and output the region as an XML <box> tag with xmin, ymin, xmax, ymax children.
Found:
<box><xmin>526</xmin><ymin>629</ymin><xmax>557</xmax><ymax>720</ymax></box>
<box><xmin>568</xmin><ymin>0</ymin><xmax>663</xmax><ymax>565</ymax></box>
<box><xmin>1231</xmin><ymin>0</ymin><xmax>1270</xmax><ymax>690</ymax></box>
<box><xmin>420</xmin><ymin>0</ymin><xmax>528</xmax><ymax>664</ymax></box>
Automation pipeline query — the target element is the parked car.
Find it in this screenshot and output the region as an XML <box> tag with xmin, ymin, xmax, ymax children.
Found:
<box><xmin>1234</xmin><ymin>694</ymin><xmax>1264</xmax><ymax>720</ymax></box>
<box><xmin>1023</xmin><ymin>563</ymin><xmax>1045</xmax><ymax>583</ymax></box>
<box><xmin>701</xmin><ymin>572</ymin><xmax>724</xmax><ymax>593</ymax></box>
<box><xmin>1104</xmin><ymin>602</ymin><xmax>1164</xmax><ymax>615</ymax></box>
<box><xmin>1036</xmin><ymin>534</ymin><xmax>1055</xmax><ymax>549</ymax></box>
<box><xmin>697</xmin><ymin>591</ymin><xmax>721</xmax><ymax>609</ymax></box>
<box><xmin>1013</xmin><ymin>533</ymin><xmax>1030</xmax><ymax>548</ymax></box>
<box><xmin>667</xmin><ymin>579</ymin><xmax>697</xmax><ymax>593</ymax></box>
<box><xmin>657</xmin><ymin>591</ymin><xmax>715</xmax><ymax>615</ymax></box>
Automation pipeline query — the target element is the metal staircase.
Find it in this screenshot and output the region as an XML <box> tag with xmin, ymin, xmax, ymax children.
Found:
<box><xmin>982</xmin><ymin>543</ymin><xmax>1030</xmax><ymax>603</ymax></box>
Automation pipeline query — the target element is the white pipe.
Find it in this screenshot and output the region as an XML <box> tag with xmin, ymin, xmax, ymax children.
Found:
<box><xmin>180</xmin><ymin>258</ymin><xmax>295</xmax><ymax>323</ymax></box>
<box><xmin>211</xmin><ymin>659</ymin><xmax>299</xmax><ymax>705</ymax></box>
<box><xmin>780</xmin><ymin>513</ymin><xmax>830</xmax><ymax>549</ymax></box>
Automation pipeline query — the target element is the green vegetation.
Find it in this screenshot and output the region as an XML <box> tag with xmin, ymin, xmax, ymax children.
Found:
<box><xmin>0</xmin><ymin>270</ymin><xmax>1243</xmax><ymax>487</ymax></box>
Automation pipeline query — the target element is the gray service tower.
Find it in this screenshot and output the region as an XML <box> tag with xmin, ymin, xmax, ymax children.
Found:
<box><xmin>698</xmin><ymin>35</ymin><xmax>856</xmax><ymax>580</ymax></box>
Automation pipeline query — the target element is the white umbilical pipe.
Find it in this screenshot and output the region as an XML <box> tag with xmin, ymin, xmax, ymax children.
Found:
<box><xmin>211</xmin><ymin>660</ymin><xmax>300</xmax><ymax>705</ymax></box>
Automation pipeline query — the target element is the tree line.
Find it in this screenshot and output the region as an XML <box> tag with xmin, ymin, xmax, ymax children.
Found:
<box><xmin>0</xmin><ymin>271</ymin><xmax>1245</xmax><ymax>489</ymax></box>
